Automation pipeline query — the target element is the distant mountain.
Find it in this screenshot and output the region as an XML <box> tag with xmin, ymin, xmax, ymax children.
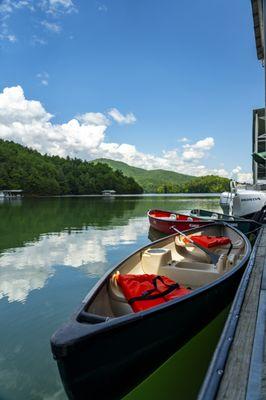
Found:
<box><xmin>93</xmin><ymin>158</ymin><xmax>230</xmax><ymax>193</ymax></box>
<box><xmin>93</xmin><ymin>158</ymin><xmax>195</xmax><ymax>193</ymax></box>
<box><xmin>0</xmin><ymin>140</ymin><xmax>143</xmax><ymax>195</ymax></box>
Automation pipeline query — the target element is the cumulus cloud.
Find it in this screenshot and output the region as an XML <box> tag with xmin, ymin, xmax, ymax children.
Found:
<box><xmin>0</xmin><ymin>86</ymin><xmax>105</xmax><ymax>157</ymax></box>
<box><xmin>231</xmin><ymin>166</ymin><xmax>252</xmax><ymax>183</ymax></box>
<box><xmin>0</xmin><ymin>85</ymin><xmax>251</xmax><ymax>180</ymax></box>
<box><xmin>76</xmin><ymin>112</ymin><xmax>110</xmax><ymax>126</ymax></box>
<box><xmin>0</xmin><ymin>86</ymin><xmax>51</xmax><ymax>124</ymax></box>
<box><xmin>182</xmin><ymin>137</ymin><xmax>214</xmax><ymax>160</ymax></box>
<box><xmin>178</xmin><ymin>137</ymin><xmax>189</xmax><ymax>143</ymax></box>
<box><xmin>108</xmin><ymin>108</ymin><xmax>136</xmax><ymax>125</ymax></box>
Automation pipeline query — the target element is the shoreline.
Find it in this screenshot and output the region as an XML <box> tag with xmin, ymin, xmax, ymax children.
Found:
<box><xmin>46</xmin><ymin>193</ymin><xmax>221</xmax><ymax>198</ymax></box>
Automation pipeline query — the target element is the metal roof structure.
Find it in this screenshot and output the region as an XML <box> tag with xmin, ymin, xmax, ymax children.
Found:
<box><xmin>251</xmin><ymin>0</ymin><xmax>264</xmax><ymax>62</ymax></box>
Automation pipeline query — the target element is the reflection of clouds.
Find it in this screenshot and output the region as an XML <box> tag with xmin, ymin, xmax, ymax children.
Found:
<box><xmin>0</xmin><ymin>218</ymin><xmax>146</xmax><ymax>303</ymax></box>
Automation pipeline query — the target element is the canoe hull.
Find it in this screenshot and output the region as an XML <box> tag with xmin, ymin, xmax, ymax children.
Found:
<box><xmin>148</xmin><ymin>209</ymin><xmax>260</xmax><ymax>236</ymax></box>
<box><xmin>54</xmin><ymin>265</ymin><xmax>245</xmax><ymax>400</ymax></box>
<box><xmin>148</xmin><ymin>212</ymin><xmax>208</xmax><ymax>234</ymax></box>
<box><xmin>51</xmin><ymin>224</ymin><xmax>251</xmax><ymax>400</ymax></box>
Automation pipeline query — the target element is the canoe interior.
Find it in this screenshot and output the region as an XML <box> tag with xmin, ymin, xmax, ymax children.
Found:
<box><xmin>51</xmin><ymin>223</ymin><xmax>251</xmax><ymax>400</ymax></box>
<box><xmin>190</xmin><ymin>208</ymin><xmax>236</xmax><ymax>220</ymax></box>
<box><xmin>149</xmin><ymin>209</ymin><xmax>201</xmax><ymax>222</ymax></box>
<box><xmin>149</xmin><ymin>208</ymin><xmax>247</xmax><ymax>222</ymax></box>
<box><xmin>87</xmin><ymin>224</ymin><xmax>248</xmax><ymax>318</ymax></box>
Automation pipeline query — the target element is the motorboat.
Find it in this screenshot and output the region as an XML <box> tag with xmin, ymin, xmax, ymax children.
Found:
<box><xmin>220</xmin><ymin>181</ymin><xmax>266</xmax><ymax>218</ymax></box>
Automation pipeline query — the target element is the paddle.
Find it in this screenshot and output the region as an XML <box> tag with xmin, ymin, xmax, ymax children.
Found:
<box><xmin>170</xmin><ymin>226</ymin><xmax>220</xmax><ymax>265</ymax></box>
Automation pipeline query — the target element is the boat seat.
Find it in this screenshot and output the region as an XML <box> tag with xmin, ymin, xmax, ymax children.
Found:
<box><xmin>108</xmin><ymin>273</ymin><xmax>133</xmax><ymax>316</ymax></box>
<box><xmin>174</xmin><ymin>235</ymin><xmax>232</xmax><ymax>263</ymax></box>
<box><xmin>159</xmin><ymin>264</ymin><xmax>221</xmax><ymax>287</ymax></box>
<box><xmin>109</xmin><ymin>273</ymin><xmax>127</xmax><ymax>303</ymax></box>
<box><xmin>169</xmin><ymin>260</ymin><xmax>215</xmax><ymax>271</ymax></box>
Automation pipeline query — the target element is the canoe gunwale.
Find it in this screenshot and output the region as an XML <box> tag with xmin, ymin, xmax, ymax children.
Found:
<box><xmin>189</xmin><ymin>208</ymin><xmax>250</xmax><ymax>221</ymax></box>
<box><xmin>51</xmin><ymin>222</ymin><xmax>251</xmax><ymax>359</ymax></box>
<box><xmin>147</xmin><ymin>208</ymin><xmax>260</xmax><ymax>224</ymax></box>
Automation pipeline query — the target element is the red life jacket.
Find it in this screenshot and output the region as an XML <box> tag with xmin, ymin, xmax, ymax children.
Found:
<box><xmin>117</xmin><ymin>274</ymin><xmax>191</xmax><ymax>313</ymax></box>
<box><xmin>184</xmin><ymin>235</ymin><xmax>231</xmax><ymax>248</ymax></box>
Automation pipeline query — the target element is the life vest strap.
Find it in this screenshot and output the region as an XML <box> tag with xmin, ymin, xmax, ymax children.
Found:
<box><xmin>128</xmin><ymin>275</ymin><xmax>180</xmax><ymax>305</ymax></box>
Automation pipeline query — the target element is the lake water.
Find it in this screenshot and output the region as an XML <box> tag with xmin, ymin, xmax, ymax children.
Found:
<box><xmin>0</xmin><ymin>195</ymin><xmax>222</xmax><ymax>400</ymax></box>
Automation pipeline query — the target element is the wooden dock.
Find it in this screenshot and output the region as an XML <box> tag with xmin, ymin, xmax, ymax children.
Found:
<box><xmin>199</xmin><ymin>226</ymin><xmax>266</xmax><ymax>399</ymax></box>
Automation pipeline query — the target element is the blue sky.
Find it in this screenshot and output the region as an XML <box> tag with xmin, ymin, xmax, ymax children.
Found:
<box><xmin>0</xmin><ymin>0</ymin><xmax>264</xmax><ymax>180</ymax></box>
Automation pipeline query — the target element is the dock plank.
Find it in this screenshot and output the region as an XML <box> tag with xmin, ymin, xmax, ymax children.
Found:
<box><xmin>216</xmin><ymin>227</ymin><xmax>266</xmax><ymax>399</ymax></box>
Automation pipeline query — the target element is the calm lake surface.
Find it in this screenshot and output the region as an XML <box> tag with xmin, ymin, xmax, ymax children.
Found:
<box><xmin>0</xmin><ymin>195</ymin><xmax>222</xmax><ymax>400</ymax></box>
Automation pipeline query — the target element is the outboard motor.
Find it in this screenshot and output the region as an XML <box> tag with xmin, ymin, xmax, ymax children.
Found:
<box><xmin>220</xmin><ymin>181</ymin><xmax>236</xmax><ymax>215</ymax></box>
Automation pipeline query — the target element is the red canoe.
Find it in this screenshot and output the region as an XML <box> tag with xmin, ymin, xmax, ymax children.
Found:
<box><xmin>147</xmin><ymin>209</ymin><xmax>214</xmax><ymax>234</ymax></box>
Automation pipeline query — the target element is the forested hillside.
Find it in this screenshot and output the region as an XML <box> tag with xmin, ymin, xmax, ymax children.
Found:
<box><xmin>93</xmin><ymin>158</ymin><xmax>195</xmax><ymax>192</ymax></box>
<box><xmin>0</xmin><ymin>140</ymin><xmax>143</xmax><ymax>195</ymax></box>
<box><xmin>94</xmin><ymin>158</ymin><xmax>230</xmax><ymax>193</ymax></box>
<box><xmin>181</xmin><ymin>175</ymin><xmax>230</xmax><ymax>193</ymax></box>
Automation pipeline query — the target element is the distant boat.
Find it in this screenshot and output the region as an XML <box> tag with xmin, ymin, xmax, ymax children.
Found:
<box><xmin>51</xmin><ymin>222</ymin><xmax>251</xmax><ymax>400</ymax></box>
<box><xmin>147</xmin><ymin>209</ymin><xmax>260</xmax><ymax>236</ymax></box>
<box><xmin>0</xmin><ymin>189</ymin><xmax>23</xmax><ymax>199</ymax></box>
<box><xmin>101</xmin><ymin>190</ymin><xmax>116</xmax><ymax>196</ymax></box>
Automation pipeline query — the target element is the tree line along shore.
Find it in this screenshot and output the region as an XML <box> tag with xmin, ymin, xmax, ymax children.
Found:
<box><xmin>0</xmin><ymin>139</ymin><xmax>230</xmax><ymax>195</ymax></box>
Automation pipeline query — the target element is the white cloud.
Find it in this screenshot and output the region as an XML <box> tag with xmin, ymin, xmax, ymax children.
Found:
<box><xmin>41</xmin><ymin>20</ymin><xmax>61</xmax><ymax>33</ymax></box>
<box><xmin>0</xmin><ymin>0</ymin><xmax>76</xmax><ymax>43</ymax></box>
<box><xmin>0</xmin><ymin>32</ymin><xmax>16</xmax><ymax>42</ymax></box>
<box><xmin>182</xmin><ymin>137</ymin><xmax>214</xmax><ymax>160</ymax></box>
<box><xmin>178</xmin><ymin>137</ymin><xmax>189</xmax><ymax>143</ymax></box>
<box><xmin>77</xmin><ymin>112</ymin><xmax>110</xmax><ymax>126</ymax></box>
<box><xmin>31</xmin><ymin>35</ymin><xmax>47</xmax><ymax>46</ymax></box>
<box><xmin>0</xmin><ymin>85</ymin><xmax>251</xmax><ymax>180</ymax></box>
<box><xmin>0</xmin><ymin>86</ymin><xmax>51</xmax><ymax>124</ymax></box>
<box><xmin>0</xmin><ymin>1</ymin><xmax>34</xmax><ymax>43</ymax></box>
<box><xmin>108</xmin><ymin>108</ymin><xmax>136</xmax><ymax>125</ymax></box>
<box><xmin>0</xmin><ymin>2</ymin><xmax>12</xmax><ymax>14</ymax></box>
<box><xmin>231</xmin><ymin>166</ymin><xmax>252</xmax><ymax>183</ymax></box>
<box><xmin>0</xmin><ymin>19</ymin><xmax>17</xmax><ymax>43</ymax></box>
<box><xmin>36</xmin><ymin>71</ymin><xmax>50</xmax><ymax>86</ymax></box>
<box><xmin>45</xmin><ymin>0</ymin><xmax>77</xmax><ymax>14</ymax></box>
<box><xmin>49</xmin><ymin>0</ymin><xmax>74</xmax><ymax>7</ymax></box>
<box><xmin>0</xmin><ymin>1</ymin><xmax>33</xmax><ymax>14</ymax></box>
<box><xmin>97</xmin><ymin>3</ymin><xmax>108</xmax><ymax>12</ymax></box>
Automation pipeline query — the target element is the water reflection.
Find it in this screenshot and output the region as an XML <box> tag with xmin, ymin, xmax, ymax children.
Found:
<box><xmin>0</xmin><ymin>218</ymin><xmax>145</xmax><ymax>303</ymax></box>
<box><xmin>0</xmin><ymin>196</ymin><xmax>220</xmax><ymax>400</ymax></box>
<box><xmin>0</xmin><ymin>196</ymin><xmax>220</xmax><ymax>253</ymax></box>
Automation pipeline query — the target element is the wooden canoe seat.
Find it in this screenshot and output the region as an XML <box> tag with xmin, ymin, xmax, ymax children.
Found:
<box><xmin>159</xmin><ymin>263</ymin><xmax>221</xmax><ymax>287</ymax></box>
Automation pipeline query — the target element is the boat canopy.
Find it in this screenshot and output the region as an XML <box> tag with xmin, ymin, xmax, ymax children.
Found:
<box><xmin>252</xmin><ymin>151</ymin><xmax>266</xmax><ymax>165</ymax></box>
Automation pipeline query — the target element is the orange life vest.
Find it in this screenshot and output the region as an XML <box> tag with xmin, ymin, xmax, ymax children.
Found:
<box><xmin>184</xmin><ymin>235</ymin><xmax>231</xmax><ymax>248</ymax></box>
<box><xmin>117</xmin><ymin>274</ymin><xmax>191</xmax><ymax>313</ymax></box>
